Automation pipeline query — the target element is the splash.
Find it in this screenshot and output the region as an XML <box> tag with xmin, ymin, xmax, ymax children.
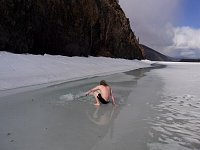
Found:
<box><xmin>59</xmin><ymin>92</ymin><xmax>87</xmax><ymax>102</ymax></box>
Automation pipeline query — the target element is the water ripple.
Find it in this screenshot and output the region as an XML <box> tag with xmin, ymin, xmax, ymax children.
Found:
<box><xmin>148</xmin><ymin>94</ymin><xmax>200</xmax><ymax>150</ymax></box>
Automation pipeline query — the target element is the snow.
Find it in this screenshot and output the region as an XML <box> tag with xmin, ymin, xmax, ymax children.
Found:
<box><xmin>0</xmin><ymin>52</ymin><xmax>152</xmax><ymax>91</ymax></box>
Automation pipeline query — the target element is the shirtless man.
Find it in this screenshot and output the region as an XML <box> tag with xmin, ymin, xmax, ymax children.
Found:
<box><xmin>86</xmin><ymin>80</ymin><xmax>116</xmax><ymax>106</ymax></box>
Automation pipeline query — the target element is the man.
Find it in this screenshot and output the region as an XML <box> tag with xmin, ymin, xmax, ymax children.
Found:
<box><xmin>86</xmin><ymin>80</ymin><xmax>116</xmax><ymax>106</ymax></box>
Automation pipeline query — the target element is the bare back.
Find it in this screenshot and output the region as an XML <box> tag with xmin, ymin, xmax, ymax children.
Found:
<box><xmin>98</xmin><ymin>85</ymin><xmax>111</xmax><ymax>101</ymax></box>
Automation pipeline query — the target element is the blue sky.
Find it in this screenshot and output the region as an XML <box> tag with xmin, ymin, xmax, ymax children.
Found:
<box><xmin>179</xmin><ymin>0</ymin><xmax>200</xmax><ymax>28</ymax></box>
<box><xmin>119</xmin><ymin>0</ymin><xmax>200</xmax><ymax>58</ymax></box>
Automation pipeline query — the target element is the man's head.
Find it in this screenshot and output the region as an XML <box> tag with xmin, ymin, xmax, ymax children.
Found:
<box><xmin>100</xmin><ymin>80</ymin><xmax>108</xmax><ymax>86</ymax></box>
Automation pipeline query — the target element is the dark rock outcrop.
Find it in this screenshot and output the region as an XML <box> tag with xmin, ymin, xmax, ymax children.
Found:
<box><xmin>140</xmin><ymin>44</ymin><xmax>177</xmax><ymax>61</ymax></box>
<box><xmin>0</xmin><ymin>0</ymin><xmax>144</xmax><ymax>59</ymax></box>
<box><xmin>180</xmin><ymin>59</ymin><xmax>200</xmax><ymax>62</ymax></box>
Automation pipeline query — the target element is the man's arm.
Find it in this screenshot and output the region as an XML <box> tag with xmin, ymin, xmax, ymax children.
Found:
<box><xmin>86</xmin><ymin>86</ymin><xmax>99</xmax><ymax>96</ymax></box>
<box><xmin>110</xmin><ymin>89</ymin><xmax>116</xmax><ymax>105</ymax></box>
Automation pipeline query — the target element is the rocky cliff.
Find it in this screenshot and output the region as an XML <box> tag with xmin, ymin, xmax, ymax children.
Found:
<box><xmin>0</xmin><ymin>0</ymin><xmax>144</xmax><ymax>59</ymax></box>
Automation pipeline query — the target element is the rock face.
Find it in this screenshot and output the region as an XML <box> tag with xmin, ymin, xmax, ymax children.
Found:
<box><xmin>0</xmin><ymin>0</ymin><xmax>144</xmax><ymax>59</ymax></box>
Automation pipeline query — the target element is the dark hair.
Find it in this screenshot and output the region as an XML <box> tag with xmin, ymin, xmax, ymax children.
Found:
<box><xmin>100</xmin><ymin>80</ymin><xmax>108</xmax><ymax>86</ymax></box>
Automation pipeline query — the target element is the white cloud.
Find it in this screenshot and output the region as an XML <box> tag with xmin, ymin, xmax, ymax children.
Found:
<box><xmin>163</xmin><ymin>26</ymin><xmax>200</xmax><ymax>58</ymax></box>
<box><xmin>173</xmin><ymin>27</ymin><xmax>200</xmax><ymax>49</ymax></box>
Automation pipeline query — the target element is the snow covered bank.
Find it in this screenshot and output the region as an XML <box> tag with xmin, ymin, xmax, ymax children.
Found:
<box><xmin>0</xmin><ymin>52</ymin><xmax>152</xmax><ymax>90</ymax></box>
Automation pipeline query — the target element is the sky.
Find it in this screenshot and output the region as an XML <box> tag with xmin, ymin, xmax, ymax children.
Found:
<box><xmin>119</xmin><ymin>0</ymin><xmax>200</xmax><ymax>58</ymax></box>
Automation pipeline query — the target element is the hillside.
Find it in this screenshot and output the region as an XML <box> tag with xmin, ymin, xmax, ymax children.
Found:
<box><xmin>140</xmin><ymin>44</ymin><xmax>177</xmax><ymax>61</ymax></box>
<box><xmin>0</xmin><ymin>0</ymin><xmax>144</xmax><ymax>60</ymax></box>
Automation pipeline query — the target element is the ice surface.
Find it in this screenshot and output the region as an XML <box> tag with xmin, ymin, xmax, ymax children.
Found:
<box><xmin>146</xmin><ymin>62</ymin><xmax>200</xmax><ymax>150</ymax></box>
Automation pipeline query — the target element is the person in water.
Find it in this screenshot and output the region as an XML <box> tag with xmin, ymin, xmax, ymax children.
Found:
<box><xmin>86</xmin><ymin>80</ymin><xmax>116</xmax><ymax>106</ymax></box>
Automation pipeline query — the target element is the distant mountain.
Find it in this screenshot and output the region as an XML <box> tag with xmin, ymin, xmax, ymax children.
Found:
<box><xmin>179</xmin><ymin>59</ymin><xmax>200</xmax><ymax>62</ymax></box>
<box><xmin>140</xmin><ymin>44</ymin><xmax>178</xmax><ymax>61</ymax></box>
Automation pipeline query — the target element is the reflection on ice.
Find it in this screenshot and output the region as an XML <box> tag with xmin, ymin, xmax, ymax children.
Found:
<box><xmin>86</xmin><ymin>106</ymin><xmax>117</xmax><ymax>126</ymax></box>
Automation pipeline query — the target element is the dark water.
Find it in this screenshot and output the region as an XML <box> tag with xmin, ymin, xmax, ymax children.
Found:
<box><xmin>0</xmin><ymin>63</ymin><xmax>200</xmax><ymax>150</ymax></box>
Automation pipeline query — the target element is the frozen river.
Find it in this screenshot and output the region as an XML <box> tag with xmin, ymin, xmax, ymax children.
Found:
<box><xmin>0</xmin><ymin>63</ymin><xmax>200</xmax><ymax>150</ymax></box>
